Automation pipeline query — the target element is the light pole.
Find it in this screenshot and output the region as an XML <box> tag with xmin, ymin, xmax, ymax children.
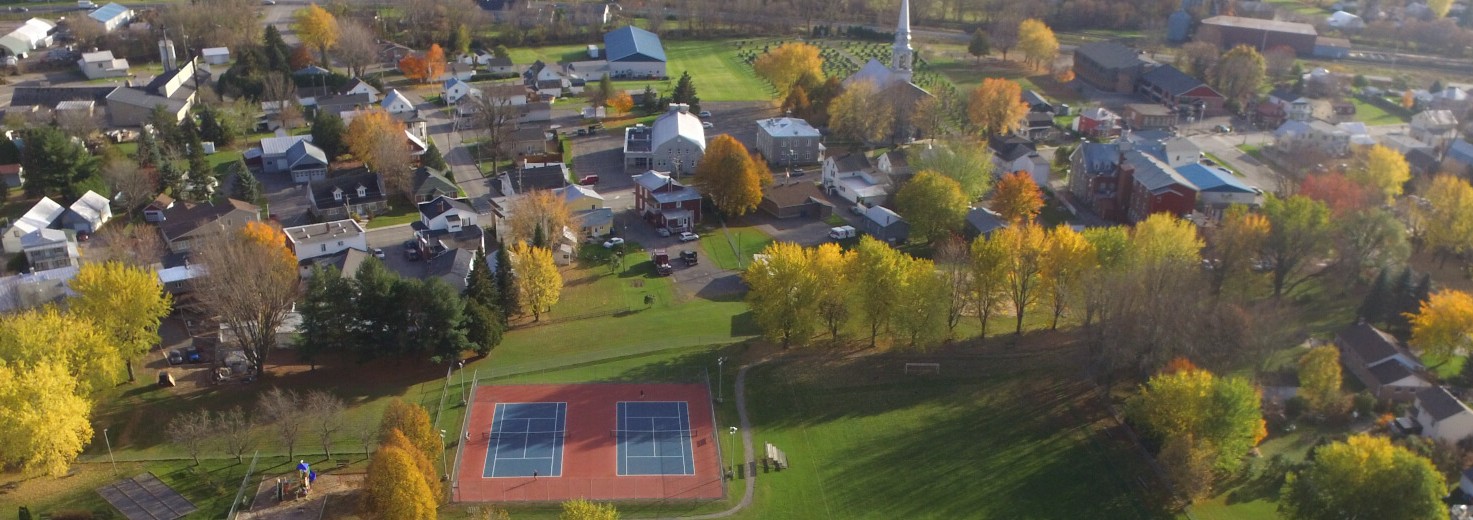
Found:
<box><xmin>727</xmin><ymin>426</ymin><xmax>738</xmax><ymax>478</ymax></box>
<box><xmin>438</xmin><ymin>430</ymin><xmax>449</xmax><ymax>481</ymax></box>
<box><xmin>103</xmin><ymin>428</ymin><xmax>117</xmax><ymax>475</ymax></box>
<box><xmin>716</xmin><ymin>357</ymin><xmax>726</xmax><ymax>403</ymax></box>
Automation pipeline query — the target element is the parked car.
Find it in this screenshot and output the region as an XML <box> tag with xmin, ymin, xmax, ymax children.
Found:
<box><xmin>829</xmin><ymin>226</ymin><xmax>856</xmax><ymax>240</ymax></box>
<box><xmin>1214</xmin><ymin>124</ymin><xmax>1232</xmax><ymax>133</ymax></box>
<box><xmin>850</xmin><ymin>204</ymin><xmax>867</xmax><ymax>215</ymax></box>
<box><xmin>657</xmin><ymin>228</ymin><xmax>672</xmax><ymax>237</ymax></box>
<box><xmin>603</xmin><ymin>237</ymin><xmax>625</xmax><ymax>248</ymax></box>
<box><xmin>373</xmin><ymin>248</ymin><xmax>385</xmax><ymax>259</ymax></box>
<box><xmin>652</xmin><ymin>250</ymin><xmax>672</xmax><ymax>275</ymax></box>
<box><xmin>262</xmin><ymin>0</ymin><xmax>276</xmax><ymax>4</ymax></box>
<box><xmin>166</xmin><ymin>349</ymin><xmax>184</xmax><ymax>365</ymax></box>
<box><xmin>183</xmin><ymin>346</ymin><xmax>202</xmax><ymax>363</ymax></box>
<box><xmin>790</xmin><ymin>168</ymin><xmax>806</xmax><ymax>177</ymax></box>
<box><xmin>702</xmin><ymin>122</ymin><xmax>714</xmax><ymax>129</ymax></box>
<box><xmin>579</xmin><ymin>175</ymin><xmax>599</xmax><ymax>185</ymax></box>
<box><xmin>679</xmin><ymin>232</ymin><xmax>699</xmax><ymax>242</ymax></box>
<box><xmin>681</xmin><ymin>250</ymin><xmax>698</xmax><ymax>266</ymax></box>
<box><xmin>406</xmin><ymin>248</ymin><xmax>421</xmax><ymax>261</ymax></box>
<box><xmin>10</xmin><ymin>7</ymin><xmax>28</xmax><ymax>12</ymax></box>
<box><xmin>698</xmin><ymin>110</ymin><xmax>712</xmax><ymax>118</ymax></box>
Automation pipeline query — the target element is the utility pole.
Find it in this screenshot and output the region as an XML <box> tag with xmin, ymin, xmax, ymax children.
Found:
<box><xmin>716</xmin><ymin>356</ymin><xmax>726</xmax><ymax>403</ymax></box>
<box><xmin>103</xmin><ymin>427</ymin><xmax>117</xmax><ymax>475</ymax></box>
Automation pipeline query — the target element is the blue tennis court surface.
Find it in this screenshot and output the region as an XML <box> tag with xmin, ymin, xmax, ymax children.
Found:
<box><xmin>616</xmin><ymin>401</ymin><xmax>696</xmax><ymax>476</ymax></box>
<box><xmin>483</xmin><ymin>402</ymin><xmax>566</xmax><ymax>478</ymax></box>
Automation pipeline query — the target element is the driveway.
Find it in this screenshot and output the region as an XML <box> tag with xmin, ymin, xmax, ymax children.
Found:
<box><xmin>1187</xmin><ymin>132</ymin><xmax>1279</xmax><ymax>195</ymax></box>
<box><xmin>257</xmin><ymin>168</ymin><xmax>312</xmax><ymax>226</ymax></box>
<box><xmin>610</xmin><ymin>210</ymin><xmax>744</xmax><ymax>301</ymax></box>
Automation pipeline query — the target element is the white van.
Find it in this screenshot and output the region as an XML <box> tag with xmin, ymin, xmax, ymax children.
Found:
<box><xmin>828</xmin><ymin>226</ymin><xmax>856</xmax><ymax>240</ymax></box>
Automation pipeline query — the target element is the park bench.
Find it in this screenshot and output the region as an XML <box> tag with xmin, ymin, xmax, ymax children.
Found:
<box><xmin>765</xmin><ymin>442</ymin><xmax>789</xmax><ymax>470</ymax></box>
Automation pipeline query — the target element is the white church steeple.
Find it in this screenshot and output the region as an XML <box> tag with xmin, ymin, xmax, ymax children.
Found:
<box><xmin>891</xmin><ymin>0</ymin><xmax>914</xmax><ymax>81</ymax></box>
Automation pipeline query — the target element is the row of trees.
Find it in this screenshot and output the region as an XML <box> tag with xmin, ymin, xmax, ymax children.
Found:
<box><xmin>301</xmin><ymin>258</ymin><xmax>482</xmax><ymax>363</ymax></box>
<box><xmin>364</xmin><ymin>399</ymin><xmax>444</xmax><ymax>519</ymax></box>
<box><xmin>0</xmin><ymin>262</ymin><xmax>171</xmax><ymax>475</ymax></box>
<box><xmin>166</xmin><ymin>388</ymin><xmax>348</xmax><ymax>464</ymax></box>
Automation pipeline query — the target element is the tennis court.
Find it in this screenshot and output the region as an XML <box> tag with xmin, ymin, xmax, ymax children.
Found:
<box><xmin>616</xmin><ymin>401</ymin><xmax>696</xmax><ymax>476</ymax></box>
<box><xmin>483</xmin><ymin>402</ymin><xmax>567</xmax><ymax>478</ymax></box>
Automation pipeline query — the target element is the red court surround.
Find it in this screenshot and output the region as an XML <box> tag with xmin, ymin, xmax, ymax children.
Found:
<box><xmin>454</xmin><ymin>383</ymin><xmax>725</xmax><ymax>503</ymax></box>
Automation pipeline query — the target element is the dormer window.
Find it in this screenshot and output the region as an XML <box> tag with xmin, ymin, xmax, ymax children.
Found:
<box><xmin>332</xmin><ymin>187</ymin><xmax>343</xmax><ymax>201</ymax></box>
<box><xmin>357</xmin><ymin>185</ymin><xmax>368</xmax><ymax>198</ymax></box>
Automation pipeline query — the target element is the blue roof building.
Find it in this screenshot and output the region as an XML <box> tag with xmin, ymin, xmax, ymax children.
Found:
<box><xmin>603</xmin><ymin>26</ymin><xmax>667</xmax><ymax>79</ymax></box>
<box><xmin>1175</xmin><ymin>163</ymin><xmax>1259</xmax><ymax>214</ymax></box>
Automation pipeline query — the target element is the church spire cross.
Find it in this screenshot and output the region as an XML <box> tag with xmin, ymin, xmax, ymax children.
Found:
<box><xmin>892</xmin><ymin>0</ymin><xmax>914</xmax><ymax>77</ymax></box>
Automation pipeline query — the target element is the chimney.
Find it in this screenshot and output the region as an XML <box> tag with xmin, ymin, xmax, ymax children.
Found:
<box><xmin>158</xmin><ymin>37</ymin><xmax>177</xmax><ymax>72</ymax></box>
<box><xmin>669</xmin><ymin>103</ymin><xmax>688</xmax><ymax>114</ymax></box>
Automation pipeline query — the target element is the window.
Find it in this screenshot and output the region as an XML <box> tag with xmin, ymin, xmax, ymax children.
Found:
<box><xmin>337</xmin><ymin>241</ymin><xmax>343</xmax><ymax>246</ymax></box>
<box><xmin>333</xmin><ymin>188</ymin><xmax>343</xmax><ymax>201</ymax></box>
<box><xmin>320</xmin><ymin>244</ymin><xmax>326</xmax><ymax>252</ymax></box>
<box><xmin>357</xmin><ymin>185</ymin><xmax>368</xmax><ymax>198</ymax></box>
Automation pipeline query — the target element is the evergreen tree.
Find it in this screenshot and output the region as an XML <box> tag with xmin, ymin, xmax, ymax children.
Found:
<box><xmin>595</xmin><ymin>75</ymin><xmax>615</xmax><ymax>106</ymax></box>
<box><xmin>183</xmin><ymin>118</ymin><xmax>211</xmax><ymax>199</ymax></box>
<box><xmin>422</xmin><ymin>142</ymin><xmax>448</xmax><ymax>171</ymax></box>
<box><xmin>136</xmin><ymin>129</ymin><xmax>161</xmax><ymax>168</ymax></box>
<box><xmin>231</xmin><ymin>160</ymin><xmax>262</xmax><ymax>202</ymax></box>
<box><xmin>641</xmin><ymin>84</ymin><xmax>660</xmax><ymax>113</ymax></box>
<box><xmin>149</xmin><ymin>105</ymin><xmax>182</xmax><ymax>150</ymax></box>
<box><xmin>465</xmin><ymin>247</ymin><xmax>500</xmax><ymax>309</ymax></box>
<box><xmin>464</xmin><ymin>300</ymin><xmax>504</xmax><ymax>356</ymax></box>
<box><xmin>20</xmin><ymin>126</ymin><xmax>98</xmax><ymax>199</ymax></box>
<box><xmin>198</xmin><ymin>105</ymin><xmax>234</xmax><ymax>147</ymax></box>
<box><xmin>1360</xmin><ymin>268</ymin><xmax>1390</xmax><ymax>325</ymax></box>
<box><xmin>495</xmin><ymin>245</ymin><xmax>520</xmax><ymax>317</ymax></box>
<box><xmin>1389</xmin><ymin>267</ymin><xmax>1417</xmax><ymax>336</ymax></box>
<box><xmin>310</xmin><ymin>110</ymin><xmax>346</xmax><ymax>159</ymax></box>
<box><xmin>159</xmin><ymin>159</ymin><xmax>186</xmax><ymax>198</ymax></box>
<box><xmin>0</xmin><ymin>137</ymin><xmax>19</xmax><ymax>164</ymax></box>
<box><xmin>298</xmin><ymin>265</ymin><xmax>356</xmax><ymax>364</ymax></box>
<box><xmin>1415</xmin><ymin>273</ymin><xmax>1432</xmax><ymax>303</ymax></box>
<box><xmin>671</xmin><ymin>71</ymin><xmax>701</xmax><ymax>114</ymax></box>
<box><xmin>264</xmin><ymin>25</ymin><xmax>292</xmax><ymax>74</ymax></box>
<box><xmin>532</xmin><ymin>223</ymin><xmax>546</xmax><ymax>248</ymax></box>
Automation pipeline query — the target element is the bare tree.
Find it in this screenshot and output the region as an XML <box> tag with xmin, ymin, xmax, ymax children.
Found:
<box><xmin>305</xmin><ymin>390</ymin><xmax>346</xmax><ymax>460</ymax></box>
<box><xmin>350</xmin><ymin>418</ymin><xmax>378</xmax><ymax>455</ymax></box>
<box><xmin>467</xmin><ymin>91</ymin><xmax>515</xmax><ymax>170</ymax></box>
<box><xmin>66</xmin><ymin>16</ymin><xmax>106</xmax><ymax>49</ymax></box>
<box><xmin>166</xmin><ymin>410</ymin><xmax>214</xmax><ymax>465</ymax></box>
<box><xmin>100</xmin><ymin>158</ymin><xmax>157</xmax><ymax>215</ymax></box>
<box><xmin>158</xmin><ymin>0</ymin><xmax>261</xmax><ymax>51</ymax></box>
<box><xmin>217</xmin><ymin>406</ymin><xmax>256</xmax><ymax>463</ymax></box>
<box><xmin>94</xmin><ymin>224</ymin><xmax>166</xmax><ymax>267</ymax></box>
<box><xmin>372</xmin><ymin>129</ymin><xmax>415</xmax><ymax>200</ymax></box>
<box><xmin>335</xmin><ymin>21</ymin><xmax>378</xmax><ymax>78</ymax></box>
<box><xmin>191</xmin><ymin>224</ymin><xmax>301</xmax><ymax>376</ymax></box>
<box><xmin>936</xmin><ymin>238</ymin><xmax>972</xmax><ymax>339</ymax></box>
<box><xmin>257</xmin><ymin>387</ymin><xmax>308</xmax><ymax>460</ymax></box>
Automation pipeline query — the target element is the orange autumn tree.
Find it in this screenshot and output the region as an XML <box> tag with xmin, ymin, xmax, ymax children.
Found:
<box><xmin>966</xmin><ymin>78</ymin><xmax>1028</xmax><ymax>136</ymax></box>
<box><xmin>608</xmin><ymin>91</ymin><xmax>634</xmax><ymax>114</ymax></box>
<box><xmin>346</xmin><ymin>109</ymin><xmax>407</xmax><ymax>169</ymax></box>
<box><xmin>424</xmin><ymin>44</ymin><xmax>446</xmax><ymax>84</ymax></box>
<box><xmin>990</xmin><ymin>171</ymin><xmax>1044</xmax><ymax>224</ymax></box>
<box><xmin>399</xmin><ymin>53</ymin><xmax>429</xmax><ymax>83</ymax></box>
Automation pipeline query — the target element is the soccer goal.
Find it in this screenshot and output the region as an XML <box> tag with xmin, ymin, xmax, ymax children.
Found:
<box><xmin>903</xmin><ymin>362</ymin><xmax>940</xmax><ymax>375</ymax></box>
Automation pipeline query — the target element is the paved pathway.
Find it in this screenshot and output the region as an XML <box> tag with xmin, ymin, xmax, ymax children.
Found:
<box><xmin>661</xmin><ymin>362</ymin><xmax>758</xmax><ymax>520</ymax></box>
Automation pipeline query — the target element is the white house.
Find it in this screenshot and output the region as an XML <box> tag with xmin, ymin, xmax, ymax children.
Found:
<box><xmin>1326</xmin><ymin>10</ymin><xmax>1365</xmax><ymax>29</ymax></box>
<box><xmin>1275</xmin><ymin>119</ymin><xmax>1351</xmax><ymax>156</ymax></box>
<box><xmin>381</xmin><ymin>89</ymin><xmax>415</xmax><ymax>114</ymax></box>
<box><xmin>442</xmin><ymin>77</ymin><xmax>473</xmax><ymax>104</ymax></box>
<box><xmin>821</xmin><ymin>152</ymin><xmax>889</xmax><ymax>206</ymax></box>
<box><xmin>991</xmin><ymin>137</ymin><xmax>1051</xmax><ymax>187</ymax></box>
<box><xmin>21</xmin><ymin>228</ymin><xmax>79</xmax><ymax>271</ymax></box>
<box><xmin>1411</xmin><ymin>109</ymin><xmax>1458</xmax><ymax>150</ymax></box>
<box><xmin>482</xmin><ymin>83</ymin><xmax>528</xmax><ymax>106</ymax></box>
<box><xmin>622</xmin><ymin>104</ymin><xmax>705</xmax><ymax>172</ymax></box>
<box><xmin>2</xmin><ymin>197</ymin><xmax>63</xmax><ymax>253</ymax></box>
<box><xmin>61</xmin><ymin>190</ymin><xmax>113</xmax><ymax>234</ymax></box>
<box><xmin>1414</xmin><ymin>386</ymin><xmax>1473</xmax><ymax>444</ymax></box>
<box><xmin>341</xmin><ymin>78</ymin><xmax>380</xmax><ymax>102</ymax></box>
<box><xmin>418</xmin><ymin>195</ymin><xmax>479</xmax><ymax>232</ymax></box>
<box><xmin>77</xmin><ymin>50</ymin><xmax>129</xmax><ymax>80</ymax></box>
<box><xmin>524</xmin><ymin>61</ymin><xmax>566</xmax><ymax>98</ymax></box>
<box><xmin>201</xmin><ymin>47</ymin><xmax>230</xmax><ymax>65</ymax></box>
<box><xmin>283</xmin><ymin>219</ymin><xmax>368</xmax><ymax>262</ymax></box>
<box><xmin>88</xmin><ymin>3</ymin><xmax>133</xmax><ymax>32</ymax></box>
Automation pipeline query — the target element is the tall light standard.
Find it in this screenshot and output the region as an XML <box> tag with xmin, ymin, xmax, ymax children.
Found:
<box><xmin>103</xmin><ymin>427</ymin><xmax>117</xmax><ymax>475</ymax></box>
<box><xmin>727</xmin><ymin>426</ymin><xmax>738</xmax><ymax>478</ymax></box>
<box><xmin>716</xmin><ymin>356</ymin><xmax>726</xmax><ymax>403</ymax></box>
<box><xmin>438</xmin><ymin>430</ymin><xmax>449</xmax><ymax>481</ymax></box>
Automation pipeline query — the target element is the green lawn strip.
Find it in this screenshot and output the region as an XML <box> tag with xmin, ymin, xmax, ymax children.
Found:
<box><xmin>1419</xmin><ymin>352</ymin><xmax>1465</xmax><ymax>381</ymax></box>
<box><xmin>10</xmin><ymin>456</ymin><xmax>301</xmax><ymax>519</ymax></box>
<box><xmin>699</xmin><ymin>226</ymin><xmax>773</xmax><ymax>271</ymax></box>
<box><xmin>1236</xmin><ymin>144</ymin><xmax>1263</xmax><ymax>161</ymax></box>
<box><xmin>1203</xmin><ymin>152</ymin><xmax>1243</xmax><ymax>177</ymax></box>
<box><xmin>1350</xmin><ymin>97</ymin><xmax>1408</xmax><ymax>126</ymax></box>
<box><xmin>661</xmin><ymin>40</ymin><xmax>775</xmax><ymax>102</ymax></box>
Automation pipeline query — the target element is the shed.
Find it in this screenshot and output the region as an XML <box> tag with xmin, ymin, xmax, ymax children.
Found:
<box><xmin>201</xmin><ymin>47</ymin><xmax>230</xmax><ymax>65</ymax></box>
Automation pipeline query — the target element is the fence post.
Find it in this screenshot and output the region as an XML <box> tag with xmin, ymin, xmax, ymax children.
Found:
<box><xmin>225</xmin><ymin>450</ymin><xmax>260</xmax><ymax>520</ymax></box>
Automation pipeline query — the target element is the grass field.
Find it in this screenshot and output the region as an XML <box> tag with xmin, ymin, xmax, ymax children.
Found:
<box><xmin>700</xmin><ymin>225</ymin><xmax>774</xmax><ymax>271</ymax></box>
<box><xmin>512</xmin><ymin>39</ymin><xmax>775</xmax><ymax>102</ymax></box>
<box><xmin>1350</xmin><ymin>98</ymin><xmax>1409</xmax><ymax>126</ymax></box>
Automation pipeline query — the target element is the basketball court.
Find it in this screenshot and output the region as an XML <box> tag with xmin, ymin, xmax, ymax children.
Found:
<box><xmin>454</xmin><ymin>383</ymin><xmax>724</xmax><ymax>503</ymax></box>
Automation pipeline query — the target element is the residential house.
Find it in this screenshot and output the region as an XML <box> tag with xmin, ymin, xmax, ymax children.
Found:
<box><xmin>518</xmin><ymin>101</ymin><xmax>552</xmax><ymax>124</ymax></box>
<box><xmin>1254</xmin><ymin>100</ymin><xmax>1289</xmax><ymax>128</ymax></box>
<box><xmin>259</xmin><ymin>135</ymin><xmax>329</xmax><ymax>183</ymax></box>
<box><xmin>1018</xmin><ymin>112</ymin><xmax>1054</xmax><ymax>140</ymax></box>
<box><xmin>1137</xmin><ymin>64</ymin><xmax>1226</xmax><ymax>117</ymax></box>
<box><xmin>0</xmin><ymin>265</ymin><xmax>79</xmax><ymax>314</ymax></box>
<box><xmin>990</xmin><ymin>136</ymin><xmax>1051</xmax><ymax>187</ymax></box>
<box><xmin>1379</xmin><ymin>133</ymin><xmax>1435</xmax><ymax>155</ymax></box>
<box><xmin>1073</xmin><ymin>107</ymin><xmax>1121</xmax><ymax>138</ymax></box>
<box><xmin>1</xmin><ymin>197</ymin><xmax>63</xmax><ymax>253</ymax></box>
<box><xmin>413</xmin><ymin>166</ymin><xmax>459</xmax><ymax>203</ymax></box>
<box><xmin>1336</xmin><ymin>322</ymin><xmax>1428</xmax><ymax>402</ymax></box>
<box><xmin>106</xmin><ymin>56</ymin><xmax>199</xmax><ymax>126</ymax></box>
<box><xmin>604</xmin><ymin>26</ymin><xmax>666</xmax><ymax>79</ymax></box>
<box><xmin>154</xmin><ymin>198</ymin><xmax>260</xmax><ymax>253</ymax></box>
<box><xmin>622</xmin><ymin>104</ymin><xmax>705</xmax><ymax>173</ymax></box>
<box><xmin>822</xmin><ymin>152</ymin><xmax>888</xmax><ymax>206</ymax></box>
<box><xmin>60</xmin><ymin>190</ymin><xmax>112</xmax><ymax>234</ymax></box>
<box><xmin>876</xmin><ymin>150</ymin><xmax>910</xmax><ymax>181</ymax></box>
<box><xmin>1175</xmin><ymin>163</ymin><xmax>1258</xmax><ymax>217</ymax></box>
<box><xmin>142</xmin><ymin>194</ymin><xmax>173</xmax><ymax>223</ymax></box>
<box><xmin>1338</xmin><ymin>121</ymin><xmax>1375</xmax><ymax>148</ymax></box>
<box><xmin>381</xmin><ymin>89</ymin><xmax>416</xmax><ymax>115</ymax></box>
<box><xmin>754</xmin><ymin>117</ymin><xmax>824</xmax><ymax>166</ymax></box>
<box><xmin>1446</xmin><ymin>139</ymin><xmax>1473</xmax><ymax>176</ymax></box>
<box><xmin>510</xmin><ymin>126</ymin><xmax>553</xmax><ymax>157</ymax></box>
<box><xmin>1072</xmin><ymin>41</ymin><xmax>1150</xmax><ymax>93</ymax></box>
<box><xmin>1124</xmin><ymin>150</ymin><xmax>1197</xmax><ymax>223</ymax></box>
<box><xmin>0</xmin><ymin>164</ymin><xmax>21</xmax><ymax>189</ymax></box>
<box><xmin>418</xmin><ymin>195</ymin><xmax>479</xmax><ymax>232</ymax></box>
<box><xmin>485</xmin><ymin>56</ymin><xmax>516</xmax><ymax>75</ymax></box>
<box><xmin>425</xmin><ymin>248</ymin><xmax>477</xmax><ymax>291</ymax></box>
<box><xmin>759</xmin><ymin>181</ymin><xmax>833</xmax><ymax>220</ymax></box>
<box><xmin>859</xmin><ymin>205</ymin><xmax>909</xmax><ymax>244</ymax></box>
<box><xmin>442</xmin><ymin>62</ymin><xmax>475</xmax><ymax>82</ymax></box>
<box><xmin>307</xmin><ymin>168</ymin><xmax>389</xmax><ymax>221</ymax></box>
<box><xmin>201</xmin><ymin>47</ymin><xmax>230</xmax><ymax>65</ymax></box>
<box><xmin>523</xmin><ymin>60</ymin><xmax>566</xmax><ymax>98</ymax></box>
<box><xmin>443</xmin><ymin>78</ymin><xmax>474</xmax><ymax>104</ymax></box>
<box><xmin>1411</xmin><ymin>109</ymin><xmax>1458</xmax><ymax>150</ymax></box>
<box><xmin>283</xmin><ymin>219</ymin><xmax>368</xmax><ymax>262</ymax></box>
<box><xmin>498</xmin><ymin>163</ymin><xmax>570</xmax><ymax>196</ymax></box>
<box><xmin>1414</xmin><ymin>386</ymin><xmax>1473</xmax><ymax>444</ymax></box>
<box><xmin>341</xmin><ymin>78</ymin><xmax>381</xmax><ymax>102</ymax></box>
<box><xmin>483</xmin><ymin>83</ymin><xmax>529</xmax><ymax>106</ymax></box>
<box><xmin>1123</xmin><ymin>130</ymin><xmax>1200</xmax><ymax>168</ymax></box>
<box><xmin>555</xmin><ymin>184</ymin><xmax>614</xmax><ymax>238</ymax></box>
<box><xmin>311</xmin><ymin>93</ymin><xmax>374</xmax><ymax>120</ymax></box>
<box><xmin>88</xmin><ymin>3</ymin><xmax>133</xmax><ymax>32</ymax></box>
<box><xmin>1275</xmin><ymin>119</ymin><xmax>1351</xmax><ymax>156</ymax></box>
<box><xmin>1069</xmin><ymin>142</ymin><xmax>1124</xmax><ymax>219</ymax></box>
<box><xmin>632</xmin><ymin>170</ymin><xmax>700</xmax><ymax>232</ymax></box>
<box><xmin>77</xmin><ymin>50</ymin><xmax>129</xmax><ymax>80</ymax></box>
<box><xmin>963</xmin><ymin>207</ymin><xmax>1007</xmax><ymax>239</ymax></box>
<box><xmin>1021</xmin><ymin>90</ymin><xmax>1053</xmax><ymax>113</ymax></box>
<box><xmin>20</xmin><ymin>229</ymin><xmax>78</xmax><ymax>271</ymax></box>
<box><xmin>1124</xmin><ymin>103</ymin><xmax>1175</xmax><ymax>130</ymax></box>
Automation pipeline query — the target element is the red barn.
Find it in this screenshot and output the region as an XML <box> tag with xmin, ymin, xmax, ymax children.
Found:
<box><xmin>1122</xmin><ymin>150</ymin><xmax>1197</xmax><ymax>223</ymax></box>
<box><xmin>632</xmin><ymin>170</ymin><xmax>701</xmax><ymax>232</ymax></box>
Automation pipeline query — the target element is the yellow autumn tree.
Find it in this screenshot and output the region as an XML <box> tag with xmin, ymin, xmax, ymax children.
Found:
<box><xmin>0</xmin><ymin>361</ymin><xmax>93</xmax><ymax>476</ymax></box>
<box><xmin>293</xmin><ymin>3</ymin><xmax>338</xmax><ymax>67</ymax></box>
<box><xmin>68</xmin><ymin>261</ymin><xmax>172</xmax><ymax>383</ymax></box>
<box><xmin>363</xmin><ymin>445</ymin><xmax>438</xmax><ymax>520</ymax></box>
<box><xmin>506</xmin><ymin>190</ymin><xmax>575</xmax><ymax>246</ymax></box>
<box><xmin>560</xmin><ymin>499</ymin><xmax>619</xmax><ymax>520</ymax></box>
<box><xmin>1131</xmin><ymin>213</ymin><xmax>1204</xmax><ymax>268</ymax></box>
<box><xmin>966</xmin><ymin>78</ymin><xmax>1028</xmax><ymax>136</ymax></box>
<box><xmin>379</xmin><ymin>398</ymin><xmax>442</xmax><ymax>462</ymax></box>
<box><xmin>1409</xmin><ymin>289</ymin><xmax>1473</xmax><ymax>363</ymax></box>
<box><xmin>990</xmin><ymin>171</ymin><xmax>1043</xmax><ymax>224</ymax></box>
<box><xmin>692</xmin><ymin>135</ymin><xmax>766</xmax><ymax>217</ymax></box>
<box><xmin>608</xmin><ymin>91</ymin><xmax>634</xmax><ymax>114</ymax></box>
<box><xmin>346</xmin><ymin>109</ymin><xmax>407</xmax><ymax>170</ymax></box>
<box><xmin>895</xmin><ymin>170</ymin><xmax>969</xmax><ymax>243</ymax></box>
<box><xmin>1208</xmin><ymin>205</ymin><xmax>1270</xmax><ymax>295</ymax></box>
<box><xmin>810</xmin><ymin>242</ymin><xmax>852</xmax><ymax>341</ymax></box>
<box><xmin>1016</xmin><ymin>18</ymin><xmax>1059</xmax><ymax>69</ymax></box>
<box><xmin>1348</xmin><ymin>144</ymin><xmax>1411</xmax><ymax>205</ymax></box>
<box><xmin>382</xmin><ymin>428</ymin><xmax>442</xmax><ymax>499</ymax></box>
<box><xmin>752</xmin><ymin>42</ymin><xmax>824</xmax><ymax>98</ymax></box>
<box><xmin>1125</xmin><ymin>364</ymin><xmax>1267</xmax><ymax>472</ymax></box>
<box><xmin>0</xmin><ymin>307</ymin><xmax>122</xmax><ymax>393</ymax></box>
<box><xmin>743</xmin><ymin>242</ymin><xmax>821</xmax><ymax>348</ymax></box>
<box><xmin>1430</xmin><ymin>0</ymin><xmax>1453</xmax><ymax>18</ymax></box>
<box><xmin>1042</xmin><ymin>225</ymin><xmax>1095</xmax><ymax>330</ymax></box>
<box><xmin>1298</xmin><ymin>345</ymin><xmax>1345</xmax><ymax>416</ymax></box>
<box><xmin>997</xmin><ymin>222</ymin><xmax>1048</xmax><ymax>334</ymax></box>
<box><xmin>1424</xmin><ymin>174</ymin><xmax>1473</xmax><ymax>258</ymax></box>
<box><xmin>509</xmin><ymin>241</ymin><xmax>562</xmax><ymax>321</ymax></box>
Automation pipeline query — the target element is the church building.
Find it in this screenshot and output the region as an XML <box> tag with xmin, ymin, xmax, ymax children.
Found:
<box><xmin>842</xmin><ymin>0</ymin><xmax>932</xmax><ymax>140</ymax></box>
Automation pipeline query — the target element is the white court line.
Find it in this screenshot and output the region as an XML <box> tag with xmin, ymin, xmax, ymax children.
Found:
<box><xmin>485</xmin><ymin>401</ymin><xmax>569</xmax><ymax>479</ymax></box>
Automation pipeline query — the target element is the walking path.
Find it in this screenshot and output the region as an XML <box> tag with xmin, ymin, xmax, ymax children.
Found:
<box><xmin>661</xmin><ymin>362</ymin><xmax>759</xmax><ymax>520</ymax></box>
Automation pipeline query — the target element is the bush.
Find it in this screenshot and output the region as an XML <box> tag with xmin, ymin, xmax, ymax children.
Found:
<box><xmin>1353</xmin><ymin>391</ymin><xmax>1376</xmax><ymax>418</ymax></box>
<box><xmin>1285</xmin><ymin>396</ymin><xmax>1308</xmax><ymax>420</ymax></box>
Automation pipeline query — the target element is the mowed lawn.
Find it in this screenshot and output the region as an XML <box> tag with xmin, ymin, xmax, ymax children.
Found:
<box><xmin>736</xmin><ymin>353</ymin><xmax>1164</xmax><ymax>519</ymax></box>
<box><xmin>700</xmin><ymin>226</ymin><xmax>774</xmax><ymax>271</ymax></box>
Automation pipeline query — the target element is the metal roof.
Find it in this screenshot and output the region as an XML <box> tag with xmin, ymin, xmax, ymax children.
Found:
<box><xmin>1140</xmin><ymin>64</ymin><xmax>1209</xmax><ymax>97</ymax></box>
<box><xmin>89</xmin><ymin>3</ymin><xmax>131</xmax><ymax>24</ymax></box>
<box><xmin>603</xmin><ymin>26</ymin><xmax>666</xmax><ymax>63</ymax></box>
<box><xmin>1124</xmin><ymin>151</ymin><xmax>1194</xmax><ymax>193</ymax></box>
<box><xmin>1201</xmin><ymin>15</ymin><xmax>1317</xmax><ymax>36</ymax></box>
<box><xmin>260</xmin><ymin>135</ymin><xmax>313</xmax><ymax>157</ymax></box>
<box><xmin>1175</xmin><ymin>163</ymin><xmax>1252</xmax><ymax>193</ymax></box>
<box><xmin>1074</xmin><ymin>41</ymin><xmax>1147</xmax><ymax>71</ymax></box>
<box><xmin>651</xmin><ymin>106</ymin><xmax>705</xmax><ymax>151</ymax></box>
<box><xmin>756</xmin><ymin>117</ymin><xmax>821</xmax><ymax>138</ymax></box>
